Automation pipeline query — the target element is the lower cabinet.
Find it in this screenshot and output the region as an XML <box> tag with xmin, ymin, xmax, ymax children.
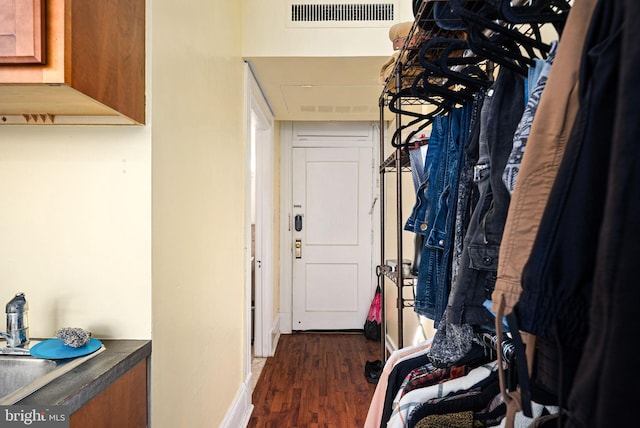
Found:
<box><xmin>70</xmin><ymin>359</ymin><xmax>148</xmax><ymax>428</ymax></box>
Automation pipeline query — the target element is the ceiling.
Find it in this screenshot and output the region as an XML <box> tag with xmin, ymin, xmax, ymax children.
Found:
<box><xmin>246</xmin><ymin>56</ymin><xmax>390</xmax><ymax>122</ymax></box>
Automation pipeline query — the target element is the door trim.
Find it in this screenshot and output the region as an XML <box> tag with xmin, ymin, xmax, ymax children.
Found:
<box><xmin>245</xmin><ymin>64</ymin><xmax>277</xmax><ymax>365</ymax></box>
<box><xmin>279</xmin><ymin>121</ymin><xmax>381</xmax><ymax>333</ymax></box>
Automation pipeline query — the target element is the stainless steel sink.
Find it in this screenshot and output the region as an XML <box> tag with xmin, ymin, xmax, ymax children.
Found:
<box><xmin>0</xmin><ymin>342</ymin><xmax>105</xmax><ymax>404</ymax></box>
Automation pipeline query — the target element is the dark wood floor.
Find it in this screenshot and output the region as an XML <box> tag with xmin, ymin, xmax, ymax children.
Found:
<box><xmin>248</xmin><ymin>332</ymin><xmax>381</xmax><ymax>428</ymax></box>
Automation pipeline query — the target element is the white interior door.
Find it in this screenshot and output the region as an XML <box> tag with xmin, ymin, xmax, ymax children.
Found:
<box><xmin>292</xmin><ymin>147</ymin><xmax>374</xmax><ymax>330</ymax></box>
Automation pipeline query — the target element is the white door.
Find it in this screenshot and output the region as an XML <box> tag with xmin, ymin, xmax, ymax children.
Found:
<box><xmin>292</xmin><ymin>147</ymin><xmax>374</xmax><ymax>330</ymax></box>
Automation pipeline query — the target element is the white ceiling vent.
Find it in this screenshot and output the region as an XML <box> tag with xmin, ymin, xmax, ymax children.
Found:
<box><xmin>288</xmin><ymin>1</ymin><xmax>396</xmax><ymax>28</ymax></box>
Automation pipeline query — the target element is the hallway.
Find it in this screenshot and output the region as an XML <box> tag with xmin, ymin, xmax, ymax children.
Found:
<box><xmin>249</xmin><ymin>332</ymin><xmax>380</xmax><ymax>427</ymax></box>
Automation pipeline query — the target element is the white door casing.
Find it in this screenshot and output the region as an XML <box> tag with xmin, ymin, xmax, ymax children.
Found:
<box><xmin>245</xmin><ymin>65</ymin><xmax>277</xmax><ymax>364</ymax></box>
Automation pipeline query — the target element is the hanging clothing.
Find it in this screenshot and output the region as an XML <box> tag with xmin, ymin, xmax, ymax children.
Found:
<box><xmin>565</xmin><ymin>0</ymin><xmax>640</xmax><ymax>426</ymax></box>
<box><xmin>502</xmin><ymin>41</ymin><xmax>558</xmax><ymax>194</ymax></box>
<box><xmin>446</xmin><ymin>65</ymin><xmax>524</xmax><ymax>328</ymax></box>
<box><xmin>408</xmin><ymin>139</ymin><xmax>430</xmax><ymax>194</ymax></box>
<box><xmin>514</xmin><ymin>0</ymin><xmax>622</xmax><ymax>406</ymax></box>
<box><xmin>496</xmin><ymin>401</ymin><xmax>560</xmax><ymax>428</ymax></box>
<box><xmin>404</xmin><ymin>118</ymin><xmax>446</xmax><ymax>235</ymax></box>
<box><xmin>364</xmin><ymin>339</ymin><xmax>434</xmax><ymax>428</ymax></box>
<box><xmin>381</xmin><ymin>353</ymin><xmax>434</xmax><ymax>426</ymax></box>
<box><xmin>491</xmin><ymin>0</ymin><xmax>599</xmax><ymax>315</ymax></box>
<box><xmin>451</xmin><ymin>91</ymin><xmax>484</xmax><ymax>287</ymax></box>
<box><xmin>395</xmin><ymin>364</ymin><xmax>469</xmax><ymax>403</ymax></box>
<box><xmin>414</xmin><ymin>104</ymin><xmax>472</xmax><ymax>327</ymax></box>
<box><xmin>408</xmin><ymin>381</ymin><xmax>502</xmax><ymax>428</ymax></box>
<box><xmin>525</xmin><ymin>58</ymin><xmax>545</xmax><ymax>103</ymax></box>
<box><xmin>387</xmin><ymin>361</ymin><xmax>499</xmax><ymax>428</ymax></box>
<box><xmin>427</xmin><ymin>65</ymin><xmax>525</xmax><ymax>368</ymax></box>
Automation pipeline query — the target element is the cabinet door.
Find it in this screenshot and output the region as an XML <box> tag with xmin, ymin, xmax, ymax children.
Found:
<box><xmin>0</xmin><ymin>0</ymin><xmax>45</xmax><ymax>64</ymax></box>
<box><xmin>70</xmin><ymin>360</ymin><xmax>148</xmax><ymax>428</ymax></box>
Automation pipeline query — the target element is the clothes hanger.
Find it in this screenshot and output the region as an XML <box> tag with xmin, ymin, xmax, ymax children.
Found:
<box><xmin>387</xmin><ymin>86</ymin><xmax>447</xmax><ymax>120</ymax></box>
<box><xmin>448</xmin><ymin>0</ymin><xmax>552</xmax><ymax>55</ymax></box>
<box><xmin>413</xmin><ymin>37</ymin><xmax>489</xmax><ymax>104</ymax></box>
<box><xmin>429</xmin><ymin>0</ymin><xmax>553</xmax><ymax>74</ymax></box>
<box><xmin>388</xmin><ymin>116</ymin><xmax>435</xmax><ymax>150</ymax></box>
<box><xmin>498</xmin><ymin>0</ymin><xmax>570</xmax><ymax>25</ymax></box>
<box><xmin>401</xmin><ymin>118</ymin><xmax>433</xmax><ymax>149</ymax></box>
<box><xmin>465</xmin><ymin>23</ymin><xmax>533</xmax><ymax>76</ymax></box>
<box><xmin>414</xmin><ymin>55</ymin><xmax>485</xmax><ymax>106</ymax></box>
<box><xmin>498</xmin><ymin>0</ymin><xmax>569</xmax><ymax>39</ymax></box>
<box><xmin>412</xmin><ymin>71</ymin><xmax>474</xmax><ymax>105</ymax></box>
<box><xmin>386</xmin><ymin>88</ymin><xmax>453</xmax><ymax>149</ymax></box>
<box><xmin>436</xmin><ymin>38</ymin><xmax>493</xmax><ymax>89</ymax></box>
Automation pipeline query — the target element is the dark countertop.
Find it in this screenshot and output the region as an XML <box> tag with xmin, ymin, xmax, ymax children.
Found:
<box><xmin>17</xmin><ymin>339</ymin><xmax>152</xmax><ymax>414</ymax></box>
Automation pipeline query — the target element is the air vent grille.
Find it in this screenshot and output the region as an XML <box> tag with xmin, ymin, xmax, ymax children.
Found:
<box><xmin>291</xmin><ymin>3</ymin><xmax>394</xmax><ymax>22</ymax></box>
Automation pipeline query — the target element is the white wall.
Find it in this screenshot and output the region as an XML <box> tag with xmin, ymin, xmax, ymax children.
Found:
<box><xmin>0</xmin><ymin>126</ymin><xmax>152</xmax><ymax>339</ymax></box>
<box><xmin>242</xmin><ymin>0</ymin><xmax>415</xmax><ymax>57</ymax></box>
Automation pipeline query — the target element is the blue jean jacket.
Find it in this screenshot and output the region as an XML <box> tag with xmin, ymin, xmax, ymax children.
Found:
<box><xmin>413</xmin><ymin>104</ymin><xmax>472</xmax><ymax>327</ymax></box>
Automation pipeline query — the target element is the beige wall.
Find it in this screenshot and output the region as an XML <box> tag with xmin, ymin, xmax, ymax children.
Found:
<box><xmin>0</xmin><ymin>126</ymin><xmax>152</xmax><ymax>339</ymax></box>
<box><xmin>151</xmin><ymin>1</ymin><xmax>246</xmax><ymax>427</ymax></box>
<box><xmin>382</xmin><ymin>173</ymin><xmax>437</xmax><ymax>349</ymax></box>
<box><xmin>1</xmin><ymin>0</ymin><xmax>260</xmax><ymax>426</ymax></box>
<box><xmin>381</xmin><ymin>117</ymin><xmax>437</xmax><ymax>350</ymax></box>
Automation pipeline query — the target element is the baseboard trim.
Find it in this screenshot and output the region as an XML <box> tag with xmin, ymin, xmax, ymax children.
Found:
<box><xmin>279</xmin><ymin>311</ymin><xmax>292</xmax><ymax>334</ymax></box>
<box><xmin>385</xmin><ymin>334</ymin><xmax>397</xmax><ymax>355</ymax></box>
<box><xmin>271</xmin><ymin>315</ymin><xmax>281</xmax><ymax>356</ymax></box>
<box><xmin>220</xmin><ymin>378</ymin><xmax>253</xmax><ymax>428</ymax></box>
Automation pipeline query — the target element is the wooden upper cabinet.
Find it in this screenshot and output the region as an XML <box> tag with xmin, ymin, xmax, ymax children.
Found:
<box><xmin>0</xmin><ymin>0</ymin><xmax>46</xmax><ymax>64</ymax></box>
<box><xmin>0</xmin><ymin>0</ymin><xmax>145</xmax><ymax>125</ymax></box>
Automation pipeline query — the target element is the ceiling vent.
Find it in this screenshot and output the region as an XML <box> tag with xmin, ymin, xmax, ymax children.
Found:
<box><xmin>288</xmin><ymin>1</ymin><xmax>396</xmax><ymax>28</ymax></box>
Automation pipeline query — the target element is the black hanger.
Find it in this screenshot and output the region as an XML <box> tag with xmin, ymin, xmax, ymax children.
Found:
<box><xmin>449</xmin><ymin>0</ymin><xmax>552</xmax><ymax>56</ymax></box>
<box><xmin>498</xmin><ymin>0</ymin><xmax>570</xmax><ymax>25</ymax></box>
<box><xmin>465</xmin><ymin>25</ymin><xmax>532</xmax><ymax>75</ymax></box>
<box><xmin>499</xmin><ymin>0</ymin><xmax>570</xmax><ymax>38</ymax></box>
<box><xmin>388</xmin><ymin>115</ymin><xmax>438</xmax><ymax>150</ymax></box>
<box><xmin>386</xmin><ymin>89</ymin><xmax>452</xmax><ymax>149</ymax></box>
<box><xmin>436</xmin><ymin>38</ymin><xmax>493</xmax><ymax>89</ymax></box>
<box><xmin>412</xmin><ymin>66</ymin><xmax>473</xmax><ymax>104</ymax></box>
<box><xmin>414</xmin><ymin>40</ymin><xmax>486</xmax><ymax>105</ymax></box>
<box><xmin>413</xmin><ymin>37</ymin><xmax>489</xmax><ymax>104</ymax></box>
<box><xmin>386</xmin><ymin>86</ymin><xmax>443</xmax><ymax>120</ymax></box>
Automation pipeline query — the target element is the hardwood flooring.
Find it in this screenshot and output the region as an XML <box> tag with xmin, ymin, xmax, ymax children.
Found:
<box><xmin>248</xmin><ymin>332</ymin><xmax>381</xmax><ymax>428</ymax></box>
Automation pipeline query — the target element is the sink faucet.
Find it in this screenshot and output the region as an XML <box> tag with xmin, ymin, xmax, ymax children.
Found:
<box><xmin>1</xmin><ymin>293</ymin><xmax>30</xmax><ymax>348</ymax></box>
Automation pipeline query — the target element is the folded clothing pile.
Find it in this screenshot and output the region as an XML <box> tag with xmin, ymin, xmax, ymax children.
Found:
<box><xmin>389</xmin><ymin>21</ymin><xmax>423</xmax><ymax>51</ymax></box>
<box><xmin>379</xmin><ymin>20</ymin><xmax>467</xmax><ymax>90</ymax></box>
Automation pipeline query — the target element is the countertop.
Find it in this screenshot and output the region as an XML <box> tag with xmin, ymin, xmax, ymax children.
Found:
<box><xmin>17</xmin><ymin>339</ymin><xmax>152</xmax><ymax>414</ymax></box>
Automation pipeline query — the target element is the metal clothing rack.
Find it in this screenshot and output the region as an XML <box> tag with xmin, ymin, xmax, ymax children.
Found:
<box><xmin>376</xmin><ymin>0</ymin><xmax>566</xmax><ymax>361</ymax></box>
<box><xmin>377</xmin><ymin>115</ymin><xmax>416</xmax><ymax>360</ymax></box>
<box><xmin>378</xmin><ymin>0</ymin><xmax>459</xmax><ymax>360</ymax></box>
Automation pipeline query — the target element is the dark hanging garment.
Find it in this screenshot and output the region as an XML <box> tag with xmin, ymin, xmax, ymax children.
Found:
<box><xmin>514</xmin><ymin>0</ymin><xmax>622</xmax><ymax>408</ymax></box>
<box><xmin>566</xmin><ymin>1</ymin><xmax>640</xmax><ymax>426</ymax></box>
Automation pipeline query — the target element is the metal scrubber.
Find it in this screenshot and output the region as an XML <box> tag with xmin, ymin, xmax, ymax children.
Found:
<box><xmin>56</xmin><ymin>327</ymin><xmax>92</xmax><ymax>348</ymax></box>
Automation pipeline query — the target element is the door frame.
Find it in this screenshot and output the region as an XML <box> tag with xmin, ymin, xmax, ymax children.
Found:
<box><xmin>244</xmin><ymin>64</ymin><xmax>277</xmax><ymax>366</ymax></box>
<box><xmin>279</xmin><ymin>121</ymin><xmax>381</xmax><ymax>333</ymax></box>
